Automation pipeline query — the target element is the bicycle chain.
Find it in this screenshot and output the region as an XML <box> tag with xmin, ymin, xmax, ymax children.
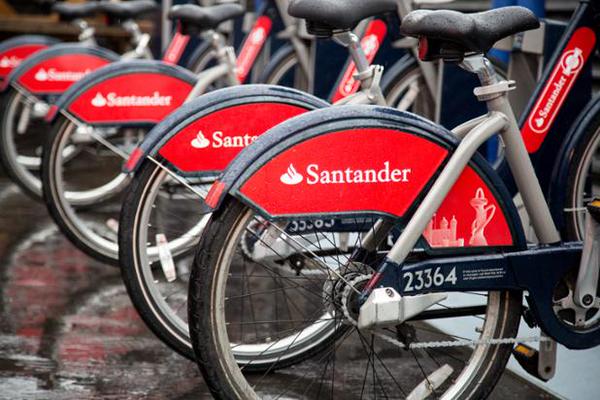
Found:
<box><xmin>340</xmin><ymin>274</ymin><xmax>550</xmax><ymax>350</ymax></box>
<box><xmin>372</xmin><ymin>331</ymin><xmax>550</xmax><ymax>350</ymax></box>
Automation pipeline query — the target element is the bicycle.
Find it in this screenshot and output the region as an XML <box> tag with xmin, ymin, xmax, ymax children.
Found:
<box><xmin>187</xmin><ymin>0</ymin><xmax>600</xmax><ymax>398</ymax></box>
<box><xmin>40</xmin><ymin>0</ymin><xmax>412</xmax><ymax>267</ymax></box>
<box><xmin>0</xmin><ymin>0</ymin><xmax>167</xmax><ymax>199</ymax></box>
<box><xmin>113</xmin><ymin>0</ymin><xmax>511</xmax><ymax>361</ymax></box>
<box><xmin>111</xmin><ymin>0</ymin><xmax>415</xmax><ymax>360</ymax></box>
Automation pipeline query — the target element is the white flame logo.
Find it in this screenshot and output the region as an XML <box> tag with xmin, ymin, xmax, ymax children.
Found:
<box><xmin>280</xmin><ymin>164</ymin><xmax>303</xmax><ymax>185</ymax></box>
<box><xmin>0</xmin><ymin>57</ymin><xmax>10</xmax><ymax>68</ymax></box>
<box><xmin>191</xmin><ymin>131</ymin><xmax>210</xmax><ymax>149</ymax></box>
<box><xmin>250</xmin><ymin>27</ymin><xmax>266</xmax><ymax>45</ymax></box>
<box><xmin>34</xmin><ymin>68</ymin><xmax>48</xmax><ymax>81</ymax></box>
<box><xmin>562</xmin><ymin>47</ymin><xmax>583</xmax><ymax>76</ymax></box>
<box><xmin>0</xmin><ymin>56</ymin><xmax>19</xmax><ymax>68</ymax></box>
<box><xmin>91</xmin><ymin>92</ymin><xmax>107</xmax><ymax>107</ymax></box>
<box><xmin>534</xmin><ymin>117</ymin><xmax>544</xmax><ymax>128</ymax></box>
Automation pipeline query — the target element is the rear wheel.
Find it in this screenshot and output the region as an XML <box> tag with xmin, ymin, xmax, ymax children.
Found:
<box><xmin>564</xmin><ymin>112</ymin><xmax>600</xmax><ymax>240</ymax></box>
<box><xmin>0</xmin><ymin>89</ymin><xmax>54</xmax><ymax>199</ymax></box>
<box><xmin>186</xmin><ymin>39</ymin><xmax>219</xmax><ymax>74</ymax></box>
<box><xmin>381</xmin><ymin>55</ymin><xmax>435</xmax><ymax>119</ymax></box>
<box><xmin>189</xmin><ymin>197</ymin><xmax>522</xmax><ymax>399</ymax></box>
<box><xmin>119</xmin><ymin>158</ymin><xmax>213</xmax><ymax>359</ymax></box>
<box><xmin>42</xmin><ymin>116</ymin><xmax>140</xmax><ymax>265</ymax></box>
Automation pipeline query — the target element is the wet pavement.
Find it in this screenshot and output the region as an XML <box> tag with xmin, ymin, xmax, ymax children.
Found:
<box><xmin>0</xmin><ymin>172</ymin><xmax>559</xmax><ymax>400</ymax></box>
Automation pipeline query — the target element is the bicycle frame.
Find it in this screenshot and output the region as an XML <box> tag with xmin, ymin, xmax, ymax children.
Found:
<box><xmin>498</xmin><ymin>0</ymin><xmax>599</xmax><ymax>227</ymax></box>
<box><xmin>202</xmin><ymin>12</ymin><xmax>600</xmax><ymax>352</ymax></box>
<box><xmin>379</xmin><ymin>57</ymin><xmax>559</xmax><ymax>267</ymax></box>
<box><xmin>355</xmin><ymin>46</ymin><xmax>600</xmax><ymax>349</ymax></box>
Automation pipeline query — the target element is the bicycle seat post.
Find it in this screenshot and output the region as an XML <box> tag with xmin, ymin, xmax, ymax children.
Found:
<box><xmin>332</xmin><ymin>31</ymin><xmax>372</xmax><ymax>84</ymax></box>
<box><xmin>460</xmin><ymin>55</ymin><xmax>498</xmax><ymax>87</ymax></box>
<box><xmin>210</xmin><ymin>29</ymin><xmax>237</xmax><ymax>76</ymax></box>
<box><xmin>331</xmin><ymin>30</ymin><xmax>386</xmax><ymax>104</ymax></box>
<box><xmin>73</xmin><ymin>19</ymin><xmax>96</xmax><ymax>45</ymax></box>
<box><xmin>122</xmin><ymin>20</ymin><xmax>152</xmax><ymax>59</ymax></box>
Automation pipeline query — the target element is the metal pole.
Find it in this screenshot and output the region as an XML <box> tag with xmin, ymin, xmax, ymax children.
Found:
<box><xmin>161</xmin><ymin>0</ymin><xmax>172</xmax><ymax>53</ymax></box>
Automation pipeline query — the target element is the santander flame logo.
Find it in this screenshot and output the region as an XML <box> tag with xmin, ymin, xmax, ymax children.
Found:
<box><xmin>191</xmin><ymin>131</ymin><xmax>210</xmax><ymax>149</ymax></box>
<box><xmin>250</xmin><ymin>27</ymin><xmax>266</xmax><ymax>45</ymax></box>
<box><xmin>520</xmin><ymin>27</ymin><xmax>596</xmax><ymax>153</ymax></box>
<box><xmin>91</xmin><ymin>92</ymin><xmax>107</xmax><ymax>107</ymax></box>
<box><xmin>34</xmin><ymin>68</ymin><xmax>48</xmax><ymax>81</ymax></box>
<box><xmin>562</xmin><ymin>47</ymin><xmax>583</xmax><ymax>76</ymax></box>
<box><xmin>279</xmin><ymin>161</ymin><xmax>412</xmax><ymax>186</ymax></box>
<box><xmin>0</xmin><ymin>55</ymin><xmax>21</xmax><ymax>69</ymax></box>
<box><xmin>280</xmin><ymin>164</ymin><xmax>303</xmax><ymax>185</ymax></box>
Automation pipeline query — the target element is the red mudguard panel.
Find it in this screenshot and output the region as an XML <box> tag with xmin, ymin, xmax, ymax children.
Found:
<box><xmin>239</xmin><ymin>128</ymin><xmax>447</xmax><ymax>216</ymax></box>
<box><xmin>67</xmin><ymin>73</ymin><xmax>194</xmax><ymax>124</ymax></box>
<box><xmin>0</xmin><ymin>44</ymin><xmax>48</xmax><ymax>80</ymax></box>
<box><xmin>158</xmin><ymin>102</ymin><xmax>308</xmax><ymax>172</ymax></box>
<box><xmin>17</xmin><ymin>54</ymin><xmax>110</xmax><ymax>94</ymax></box>
<box><xmin>521</xmin><ymin>27</ymin><xmax>596</xmax><ymax>153</ymax></box>
<box><xmin>238</xmin><ymin>128</ymin><xmax>514</xmax><ymax>248</ymax></box>
<box><xmin>331</xmin><ymin>19</ymin><xmax>387</xmax><ymax>103</ymax></box>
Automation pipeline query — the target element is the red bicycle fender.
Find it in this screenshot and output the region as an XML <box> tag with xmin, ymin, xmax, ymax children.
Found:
<box><xmin>66</xmin><ymin>72</ymin><xmax>194</xmax><ymax>124</ymax></box>
<box><xmin>158</xmin><ymin>102</ymin><xmax>309</xmax><ymax>172</ymax></box>
<box><xmin>237</xmin><ymin>127</ymin><xmax>515</xmax><ymax>249</ymax></box>
<box><xmin>0</xmin><ymin>43</ymin><xmax>48</xmax><ymax>80</ymax></box>
<box><xmin>16</xmin><ymin>53</ymin><xmax>111</xmax><ymax>94</ymax></box>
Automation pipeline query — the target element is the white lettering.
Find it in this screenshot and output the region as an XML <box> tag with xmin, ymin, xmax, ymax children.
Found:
<box><xmin>35</xmin><ymin>68</ymin><xmax>91</xmax><ymax>82</ymax></box>
<box><xmin>294</xmin><ymin>162</ymin><xmax>412</xmax><ymax>186</ymax></box>
<box><xmin>91</xmin><ymin>91</ymin><xmax>173</xmax><ymax>108</ymax></box>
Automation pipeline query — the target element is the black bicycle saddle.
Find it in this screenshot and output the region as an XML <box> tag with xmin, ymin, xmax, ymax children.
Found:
<box><xmin>401</xmin><ymin>6</ymin><xmax>539</xmax><ymax>60</ymax></box>
<box><xmin>288</xmin><ymin>0</ymin><xmax>397</xmax><ymax>36</ymax></box>
<box><xmin>52</xmin><ymin>1</ymin><xmax>101</xmax><ymax>21</ymax></box>
<box><xmin>168</xmin><ymin>3</ymin><xmax>244</xmax><ymax>34</ymax></box>
<box><xmin>98</xmin><ymin>0</ymin><xmax>159</xmax><ymax>21</ymax></box>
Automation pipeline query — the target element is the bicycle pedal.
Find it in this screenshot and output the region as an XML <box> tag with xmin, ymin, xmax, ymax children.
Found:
<box><xmin>587</xmin><ymin>198</ymin><xmax>600</xmax><ymax>223</ymax></box>
<box><xmin>512</xmin><ymin>343</ymin><xmax>552</xmax><ymax>382</ymax></box>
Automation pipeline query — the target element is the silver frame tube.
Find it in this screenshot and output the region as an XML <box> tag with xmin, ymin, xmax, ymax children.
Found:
<box><xmin>385</xmin><ymin>55</ymin><xmax>561</xmax><ymax>265</ymax></box>
<box><xmin>386</xmin><ymin>112</ymin><xmax>509</xmax><ymax>263</ymax></box>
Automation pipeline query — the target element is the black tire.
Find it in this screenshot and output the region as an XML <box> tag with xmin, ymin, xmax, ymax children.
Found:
<box><xmin>564</xmin><ymin>110</ymin><xmax>600</xmax><ymax>240</ymax></box>
<box><xmin>117</xmin><ymin>86</ymin><xmax>330</xmax><ymax>361</ymax></box>
<box><xmin>42</xmin><ymin>115</ymin><xmax>133</xmax><ymax>266</ymax></box>
<box><xmin>189</xmin><ymin>196</ymin><xmax>523</xmax><ymax>400</ymax></box>
<box><xmin>258</xmin><ymin>44</ymin><xmax>309</xmax><ymax>91</ymax></box>
<box><xmin>119</xmin><ymin>158</ymin><xmax>211</xmax><ymax>359</ymax></box>
<box><xmin>0</xmin><ymin>88</ymin><xmax>47</xmax><ymax>200</ymax></box>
